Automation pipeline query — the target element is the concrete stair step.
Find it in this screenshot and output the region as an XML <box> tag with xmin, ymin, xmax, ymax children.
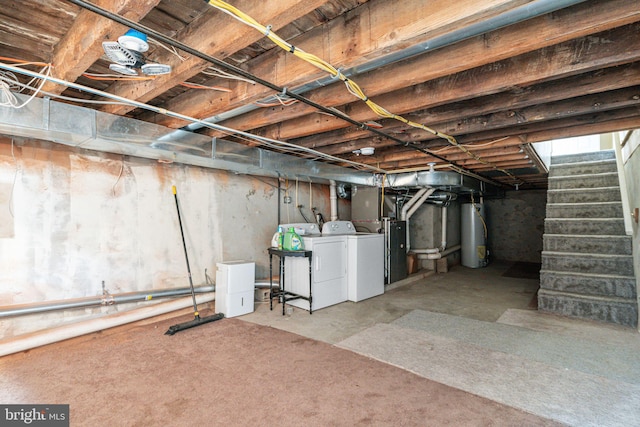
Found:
<box><xmin>538</xmin><ymin>289</ymin><xmax>637</xmax><ymax>327</ymax></box>
<box><xmin>550</xmin><ymin>150</ymin><xmax>615</xmax><ymax>165</ymax></box>
<box><xmin>548</xmin><ymin>172</ymin><xmax>619</xmax><ymax>190</ymax></box>
<box><xmin>546</xmin><ymin>202</ymin><xmax>623</xmax><ymax>219</ymax></box>
<box><xmin>549</xmin><ymin>159</ymin><xmax>617</xmax><ymax>177</ymax></box>
<box><xmin>541</xmin><ymin>251</ymin><xmax>634</xmax><ymax>276</ymax></box>
<box><xmin>540</xmin><ymin>270</ymin><xmax>637</xmax><ymax>299</ymax></box>
<box><xmin>543</xmin><ymin>234</ymin><xmax>632</xmax><ymax>255</ymax></box>
<box><xmin>547</xmin><ymin>187</ymin><xmax>621</xmax><ymax>203</ymax></box>
<box><xmin>544</xmin><ymin>218</ymin><xmax>625</xmax><ymax>235</ymax></box>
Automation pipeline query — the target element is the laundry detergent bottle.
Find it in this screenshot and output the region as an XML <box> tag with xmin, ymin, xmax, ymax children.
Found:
<box><xmin>283</xmin><ymin>227</ymin><xmax>303</xmax><ymax>251</ymax></box>
<box><xmin>271</xmin><ymin>226</ymin><xmax>283</xmax><ymax>249</ymax></box>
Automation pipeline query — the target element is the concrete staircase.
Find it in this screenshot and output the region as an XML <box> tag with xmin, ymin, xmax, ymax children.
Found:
<box><xmin>539</xmin><ymin>150</ymin><xmax>638</xmax><ymax>327</ymax></box>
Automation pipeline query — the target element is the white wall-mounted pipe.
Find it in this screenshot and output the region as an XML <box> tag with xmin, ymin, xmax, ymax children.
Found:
<box><xmin>406</xmin><ymin>188</ymin><xmax>435</xmax><ymax>219</ymax></box>
<box><xmin>0</xmin><ymin>294</ymin><xmax>214</xmax><ymax>357</ymax></box>
<box><xmin>400</xmin><ymin>188</ymin><xmax>428</xmax><ymax>220</ymax></box>
<box><xmin>400</xmin><ymin>187</ymin><xmax>435</xmax><ymax>253</ymax></box>
<box><xmin>329</xmin><ymin>180</ymin><xmax>338</xmax><ymax>221</ymax></box>
<box><xmin>440</xmin><ymin>206</ymin><xmax>448</xmax><ymax>250</ymax></box>
<box><xmin>410</xmin><ymin>205</ymin><xmax>448</xmax><ymax>254</ymax></box>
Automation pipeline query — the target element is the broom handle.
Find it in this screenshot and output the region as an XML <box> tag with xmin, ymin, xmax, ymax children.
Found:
<box><xmin>172</xmin><ymin>185</ymin><xmax>200</xmax><ymax>317</ymax></box>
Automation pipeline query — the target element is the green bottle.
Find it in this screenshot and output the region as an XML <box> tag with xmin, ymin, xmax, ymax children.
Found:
<box><xmin>283</xmin><ymin>227</ymin><xmax>303</xmax><ymax>250</ymax></box>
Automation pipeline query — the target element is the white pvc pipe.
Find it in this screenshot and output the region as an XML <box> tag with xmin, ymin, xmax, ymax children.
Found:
<box><xmin>411</xmin><ymin>248</ymin><xmax>441</xmax><ymax>254</ymax></box>
<box><xmin>416</xmin><ymin>244</ymin><xmax>461</xmax><ymax>260</ymax></box>
<box><xmin>440</xmin><ymin>206</ymin><xmax>448</xmax><ymax>250</ymax></box>
<box><xmin>400</xmin><ymin>188</ymin><xmax>428</xmax><ymax>220</ymax></box>
<box><xmin>0</xmin><ymin>294</ymin><xmax>215</xmax><ymax>357</ymax></box>
<box><xmin>407</xmin><ymin>188</ymin><xmax>435</xmax><ymax>219</ymax></box>
<box><xmin>401</xmin><ymin>188</ymin><xmax>435</xmax><ymax>253</ymax></box>
<box><xmin>329</xmin><ymin>180</ymin><xmax>338</xmax><ymax>221</ymax></box>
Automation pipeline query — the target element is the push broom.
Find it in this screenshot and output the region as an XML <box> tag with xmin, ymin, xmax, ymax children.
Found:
<box><xmin>166</xmin><ymin>185</ymin><xmax>224</xmax><ymax>335</ymax></box>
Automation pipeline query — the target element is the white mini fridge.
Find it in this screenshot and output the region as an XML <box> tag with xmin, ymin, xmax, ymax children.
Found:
<box><xmin>215</xmin><ymin>261</ymin><xmax>255</xmax><ymax>318</ymax></box>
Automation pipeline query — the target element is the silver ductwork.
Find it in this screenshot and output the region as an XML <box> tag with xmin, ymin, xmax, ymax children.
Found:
<box><xmin>385</xmin><ymin>170</ymin><xmax>491</xmax><ymax>193</ymax></box>
<box><xmin>0</xmin><ymin>94</ymin><xmax>376</xmax><ymax>186</ymax></box>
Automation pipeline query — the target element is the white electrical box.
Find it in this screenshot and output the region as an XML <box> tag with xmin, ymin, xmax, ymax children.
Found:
<box><xmin>215</xmin><ymin>261</ymin><xmax>255</xmax><ymax>317</ymax></box>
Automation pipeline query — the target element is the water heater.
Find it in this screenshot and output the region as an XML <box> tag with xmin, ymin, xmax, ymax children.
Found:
<box><xmin>461</xmin><ymin>203</ymin><xmax>488</xmax><ymax>268</ymax></box>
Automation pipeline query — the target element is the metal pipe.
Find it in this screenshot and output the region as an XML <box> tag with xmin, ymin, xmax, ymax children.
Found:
<box><xmin>0</xmin><ymin>285</ymin><xmax>215</xmax><ymax>318</ymax></box>
<box><xmin>0</xmin><ymin>294</ymin><xmax>215</xmax><ymax>357</ymax></box>
<box><xmin>329</xmin><ymin>180</ymin><xmax>338</xmax><ymax>221</ymax></box>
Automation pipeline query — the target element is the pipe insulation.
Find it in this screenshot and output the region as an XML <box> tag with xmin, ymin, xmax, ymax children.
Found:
<box><xmin>0</xmin><ymin>294</ymin><xmax>214</xmax><ymax>357</ymax></box>
<box><xmin>0</xmin><ymin>285</ymin><xmax>215</xmax><ymax>318</ymax></box>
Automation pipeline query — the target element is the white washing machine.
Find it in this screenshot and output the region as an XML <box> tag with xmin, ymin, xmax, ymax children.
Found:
<box><xmin>279</xmin><ymin>223</ymin><xmax>348</xmax><ymax>311</ymax></box>
<box><xmin>322</xmin><ymin>221</ymin><xmax>385</xmax><ymax>302</ymax></box>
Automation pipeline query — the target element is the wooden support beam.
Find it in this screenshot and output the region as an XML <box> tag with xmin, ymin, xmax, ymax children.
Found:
<box><xmin>100</xmin><ymin>0</ymin><xmax>331</xmax><ymax>115</ymax></box>
<box><xmin>311</xmin><ymin>84</ymin><xmax>640</xmax><ymax>157</ymax></box>
<box><xmin>143</xmin><ymin>0</ymin><xmax>534</xmax><ymax>128</ymax></box>
<box><xmin>293</xmin><ymin>62</ymin><xmax>640</xmax><ymax>150</ymax></box>
<box><xmin>248</xmin><ymin>23</ymin><xmax>640</xmax><ymax>141</ymax></box>
<box><xmin>198</xmin><ymin>0</ymin><xmax>640</xmax><ymax>136</ymax></box>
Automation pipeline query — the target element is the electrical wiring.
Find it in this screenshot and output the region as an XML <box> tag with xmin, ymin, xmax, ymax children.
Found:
<box><xmin>148</xmin><ymin>39</ymin><xmax>187</xmax><ymax>62</ymax></box>
<box><xmin>179</xmin><ymin>82</ymin><xmax>231</xmax><ymax>92</ymax></box>
<box><xmin>470</xmin><ymin>192</ymin><xmax>488</xmax><ymax>239</ymax></box>
<box><xmin>254</xmin><ymin>93</ymin><xmax>297</xmax><ymax>107</ymax></box>
<box><xmin>429</xmin><ymin>136</ymin><xmax>511</xmax><ymax>154</ymax></box>
<box><xmin>0</xmin><ymin>61</ymin><xmax>384</xmax><ymax>173</ymax></box>
<box><xmin>82</xmin><ymin>73</ymin><xmax>232</xmax><ymax>92</ymax></box>
<box><xmin>8</xmin><ymin>138</ymin><xmax>18</xmax><ymax>218</ymax></box>
<box><xmin>0</xmin><ymin>63</ymin><xmax>51</xmax><ymax>109</ymax></box>
<box><xmin>203</xmin><ymin>0</ymin><xmax>522</xmax><ymax>186</ymax></box>
<box><xmin>82</xmin><ymin>73</ymin><xmax>155</xmax><ymax>81</ymax></box>
<box><xmin>67</xmin><ymin>0</ymin><xmax>496</xmax><ymax>184</ymax></box>
<box><xmin>111</xmin><ymin>158</ymin><xmax>125</xmax><ymax>197</ymax></box>
<box><xmin>201</xmin><ymin>66</ymin><xmax>256</xmax><ymax>85</ymax></box>
<box><xmin>147</xmin><ymin>39</ymin><xmax>256</xmax><ymax>86</ymax></box>
<box><xmin>6</xmin><ymin>77</ymin><xmax>130</xmax><ymax>106</ymax></box>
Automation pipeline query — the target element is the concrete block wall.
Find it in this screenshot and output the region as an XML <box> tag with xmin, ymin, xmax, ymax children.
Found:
<box><xmin>484</xmin><ymin>190</ymin><xmax>547</xmax><ymax>263</ymax></box>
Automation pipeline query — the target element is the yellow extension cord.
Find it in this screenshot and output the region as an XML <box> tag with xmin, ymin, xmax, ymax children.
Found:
<box><xmin>205</xmin><ymin>0</ymin><xmax>519</xmax><ymax>183</ymax></box>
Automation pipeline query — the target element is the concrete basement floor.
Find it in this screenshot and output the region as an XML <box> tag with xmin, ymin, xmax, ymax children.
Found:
<box><xmin>242</xmin><ymin>260</ymin><xmax>640</xmax><ymax>427</ymax></box>
<box><xmin>243</xmin><ymin>260</ymin><xmax>541</xmax><ymax>344</ymax></box>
